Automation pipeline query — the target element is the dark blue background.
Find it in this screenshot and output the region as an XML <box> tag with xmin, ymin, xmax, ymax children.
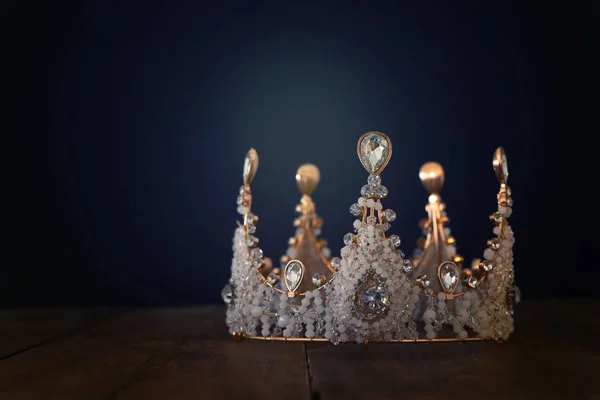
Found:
<box><xmin>9</xmin><ymin>1</ymin><xmax>596</xmax><ymax>306</ymax></box>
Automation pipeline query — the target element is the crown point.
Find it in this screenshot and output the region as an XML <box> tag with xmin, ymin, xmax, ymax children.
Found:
<box><xmin>357</xmin><ymin>131</ymin><xmax>392</xmax><ymax>175</ymax></box>
<box><xmin>296</xmin><ymin>163</ymin><xmax>320</xmax><ymax>196</ymax></box>
<box><xmin>419</xmin><ymin>162</ymin><xmax>445</xmax><ymax>194</ymax></box>
<box><xmin>243</xmin><ymin>148</ymin><xmax>259</xmax><ymax>185</ymax></box>
<box><xmin>493</xmin><ymin>147</ymin><xmax>508</xmax><ymax>184</ymax></box>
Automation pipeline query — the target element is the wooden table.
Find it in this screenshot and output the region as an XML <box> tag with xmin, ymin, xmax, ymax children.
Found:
<box><xmin>0</xmin><ymin>299</ymin><xmax>598</xmax><ymax>399</ymax></box>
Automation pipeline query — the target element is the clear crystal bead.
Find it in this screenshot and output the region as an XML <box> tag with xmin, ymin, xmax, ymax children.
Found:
<box><xmin>359</xmin><ymin>133</ymin><xmax>390</xmax><ymax>173</ymax></box>
<box><xmin>419</xmin><ymin>275</ymin><xmax>430</xmax><ymax>287</ymax></box>
<box><xmin>343</xmin><ymin>233</ymin><xmax>354</xmax><ymax>246</ymax></box>
<box><xmin>246</xmin><ymin>236</ymin><xmax>257</xmax><ymax>247</ymax></box>
<box><xmin>439</xmin><ymin>262</ymin><xmax>459</xmax><ymax>293</ymax></box>
<box><xmin>385</xmin><ymin>209</ymin><xmax>396</xmax><ymax>222</ymax></box>
<box><xmin>236</xmin><ymin>195</ymin><xmax>244</xmax><ymax>206</ymax></box>
<box><xmin>381</xmin><ymin>222</ymin><xmax>390</xmax><ymax>231</ymax></box>
<box><xmin>367</xmin><ymin>174</ymin><xmax>381</xmax><ymax>187</ymax></box>
<box><xmin>361</xmin><ymin>185</ymin><xmax>372</xmax><ymax>198</ymax></box>
<box><xmin>312</xmin><ymin>273</ymin><xmax>326</xmax><ymax>287</ymax></box>
<box><xmin>389</xmin><ymin>235</ymin><xmax>401</xmax><ymax>248</ymax></box>
<box><xmin>330</xmin><ymin>257</ymin><xmax>341</xmax><ymax>271</ymax></box>
<box><xmin>402</xmin><ymin>258</ymin><xmax>413</xmax><ymax>273</ymax></box>
<box><xmin>221</xmin><ymin>284</ymin><xmax>233</xmax><ymax>304</ymax></box>
<box><xmin>349</xmin><ymin>203</ymin><xmax>362</xmax><ymax>216</ymax></box>
<box><xmin>267</xmin><ymin>272</ymin><xmax>278</xmax><ymax>285</ymax></box>
<box><xmin>285</xmin><ymin>261</ymin><xmax>303</xmax><ymax>291</ymax></box>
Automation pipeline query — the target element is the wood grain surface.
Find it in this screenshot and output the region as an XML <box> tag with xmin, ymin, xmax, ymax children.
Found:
<box><xmin>0</xmin><ymin>300</ymin><xmax>597</xmax><ymax>400</ymax></box>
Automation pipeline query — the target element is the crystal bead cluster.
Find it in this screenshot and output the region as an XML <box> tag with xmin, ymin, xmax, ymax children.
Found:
<box><xmin>223</xmin><ymin>135</ymin><xmax>518</xmax><ymax>343</ymax></box>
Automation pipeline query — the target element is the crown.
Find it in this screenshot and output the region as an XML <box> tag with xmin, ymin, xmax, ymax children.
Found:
<box><xmin>222</xmin><ymin>131</ymin><xmax>519</xmax><ymax>344</ymax></box>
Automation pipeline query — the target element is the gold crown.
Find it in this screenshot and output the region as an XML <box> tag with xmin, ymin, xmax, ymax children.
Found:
<box><xmin>222</xmin><ymin>131</ymin><xmax>518</xmax><ymax>344</ymax></box>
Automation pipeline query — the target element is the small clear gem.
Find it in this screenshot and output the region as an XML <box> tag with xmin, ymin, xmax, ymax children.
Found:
<box><xmin>402</xmin><ymin>258</ymin><xmax>413</xmax><ymax>273</ymax></box>
<box><xmin>480</xmin><ymin>259</ymin><xmax>494</xmax><ymax>272</ymax></box>
<box><xmin>343</xmin><ymin>233</ymin><xmax>354</xmax><ymax>246</ymax></box>
<box><xmin>389</xmin><ymin>234</ymin><xmax>401</xmax><ymax>248</ymax></box>
<box><xmin>488</xmin><ymin>238</ymin><xmax>501</xmax><ymax>250</ymax></box>
<box><xmin>312</xmin><ymin>273</ymin><xmax>326</xmax><ymax>287</ymax></box>
<box><xmin>359</xmin><ymin>133</ymin><xmax>390</xmax><ymax>173</ymax></box>
<box><xmin>221</xmin><ymin>284</ymin><xmax>233</xmax><ymax>304</ymax></box>
<box><xmin>366</xmin><ymin>216</ymin><xmax>377</xmax><ymax>225</ymax></box>
<box><xmin>267</xmin><ymin>272</ymin><xmax>278</xmax><ymax>285</ymax></box>
<box><xmin>361</xmin><ymin>185</ymin><xmax>372</xmax><ymax>198</ymax></box>
<box><xmin>385</xmin><ymin>209</ymin><xmax>396</xmax><ymax>222</ymax></box>
<box><xmin>350</xmin><ymin>203</ymin><xmax>362</xmax><ymax>217</ymax></box>
<box><xmin>381</xmin><ymin>222</ymin><xmax>390</xmax><ymax>231</ymax></box>
<box><xmin>419</xmin><ymin>275</ymin><xmax>430</xmax><ymax>287</ymax></box>
<box><xmin>251</xmin><ymin>248</ymin><xmax>263</xmax><ymax>268</ymax></box>
<box><xmin>373</xmin><ymin>185</ymin><xmax>388</xmax><ymax>198</ymax></box>
<box><xmin>439</xmin><ymin>262</ymin><xmax>459</xmax><ymax>293</ymax></box>
<box><xmin>236</xmin><ymin>195</ymin><xmax>244</xmax><ymax>206</ymax></box>
<box><xmin>330</xmin><ymin>257</ymin><xmax>341</xmax><ymax>271</ymax></box>
<box><xmin>246</xmin><ymin>236</ymin><xmax>257</xmax><ymax>247</ymax></box>
<box><xmin>465</xmin><ymin>275</ymin><xmax>478</xmax><ymax>289</ymax></box>
<box><xmin>362</xmin><ymin>285</ymin><xmax>389</xmax><ymax>311</ymax></box>
<box><xmin>490</xmin><ymin>212</ymin><xmax>504</xmax><ymax>225</ymax></box>
<box><xmin>367</xmin><ymin>174</ymin><xmax>381</xmax><ymax>187</ymax></box>
<box><xmin>285</xmin><ymin>261</ymin><xmax>304</xmax><ymax>292</ymax></box>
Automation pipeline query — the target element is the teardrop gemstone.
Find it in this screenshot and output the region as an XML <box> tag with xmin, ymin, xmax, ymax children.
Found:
<box><xmin>284</xmin><ymin>260</ymin><xmax>304</xmax><ymax>292</ymax></box>
<box><xmin>359</xmin><ymin>132</ymin><xmax>390</xmax><ymax>174</ymax></box>
<box><xmin>439</xmin><ymin>262</ymin><xmax>459</xmax><ymax>293</ymax></box>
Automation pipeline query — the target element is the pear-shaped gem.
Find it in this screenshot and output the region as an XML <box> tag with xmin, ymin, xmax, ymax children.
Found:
<box><xmin>439</xmin><ymin>262</ymin><xmax>459</xmax><ymax>293</ymax></box>
<box><xmin>359</xmin><ymin>133</ymin><xmax>390</xmax><ymax>173</ymax></box>
<box><xmin>284</xmin><ymin>260</ymin><xmax>304</xmax><ymax>292</ymax></box>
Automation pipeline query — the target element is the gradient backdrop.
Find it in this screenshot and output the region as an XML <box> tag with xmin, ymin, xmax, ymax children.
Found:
<box><xmin>9</xmin><ymin>1</ymin><xmax>596</xmax><ymax>306</ymax></box>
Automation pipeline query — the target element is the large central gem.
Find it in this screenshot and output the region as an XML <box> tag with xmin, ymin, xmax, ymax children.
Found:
<box><xmin>363</xmin><ymin>286</ymin><xmax>389</xmax><ymax>311</ymax></box>
<box><xmin>354</xmin><ymin>274</ymin><xmax>390</xmax><ymax>320</ymax></box>
<box><xmin>359</xmin><ymin>133</ymin><xmax>390</xmax><ymax>173</ymax></box>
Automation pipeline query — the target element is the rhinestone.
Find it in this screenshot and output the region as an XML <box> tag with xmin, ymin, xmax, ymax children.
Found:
<box><xmin>267</xmin><ymin>272</ymin><xmax>278</xmax><ymax>285</ymax></box>
<box><xmin>236</xmin><ymin>195</ymin><xmax>244</xmax><ymax>206</ymax></box>
<box><xmin>330</xmin><ymin>257</ymin><xmax>341</xmax><ymax>271</ymax></box>
<box><xmin>361</xmin><ymin>185</ymin><xmax>372</xmax><ymax>198</ymax></box>
<box><xmin>312</xmin><ymin>273</ymin><xmax>326</xmax><ymax>287</ymax></box>
<box><xmin>389</xmin><ymin>234</ymin><xmax>401</xmax><ymax>248</ymax></box>
<box><xmin>402</xmin><ymin>258</ymin><xmax>413</xmax><ymax>273</ymax></box>
<box><xmin>385</xmin><ymin>209</ymin><xmax>396</xmax><ymax>222</ymax></box>
<box><xmin>439</xmin><ymin>262</ymin><xmax>459</xmax><ymax>293</ymax></box>
<box><xmin>221</xmin><ymin>284</ymin><xmax>233</xmax><ymax>304</ymax></box>
<box><xmin>247</xmin><ymin>224</ymin><xmax>256</xmax><ymax>234</ymax></box>
<box><xmin>465</xmin><ymin>275</ymin><xmax>478</xmax><ymax>289</ymax></box>
<box><xmin>480</xmin><ymin>259</ymin><xmax>494</xmax><ymax>272</ymax></box>
<box><xmin>381</xmin><ymin>222</ymin><xmax>390</xmax><ymax>231</ymax></box>
<box><xmin>418</xmin><ymin>275</ymin><xmax>430</xmax><ymax>287</ymax></box>
<box><xmin>343</xmin><ymin>233</ymin><xmax>354</xmax><ymax>246</ymax></box>
<box><xmin>246</xmin><ymin>236</ymin><xmax>257</xmax><ymax>247</ymax></box>
<box><xmin>366</xmin><ymin>216</ymin><xmax>377</xmax><ymax>225</ymax></box>
<box><xmin>367</xmin><ymin>174</ymin><xmax>381</xmax><ymax>187</ymax></box>
<box><xmin>373</xmin><ymin>185</ymin><xmax>388</xmax><ymax>198</ymax></box>
<box><xmin>251</xmin><ymin>248</ymin><xmax>263</xmax><ymax>268</ymax></box>
<box><xmin>359</xmin><ymin>132</ymin><xmax>390</xmax><ymax>173</ymax></box>
<box><xmin>350</xmin><ymin>203</ymin><xmax>362</xmax><ymax>217</ymax></box>
<box><xmin>488</xmin><ymin>238</ymin><xmax>501</xmax><ymax>250</ymax></box>
<box><xmin>363</xmin><ymin>285</ymin><xmax>390</xmax><ymax>311</ymax></box>
<box><xmin>490</xmin><ymin>212</ymin><xmax>504</xmax><ymax>225</ymax></box>
<box><xmin>285</xmin><ymin>261</ymin><xmax>304</xmax><ymax>292</ymax></box>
